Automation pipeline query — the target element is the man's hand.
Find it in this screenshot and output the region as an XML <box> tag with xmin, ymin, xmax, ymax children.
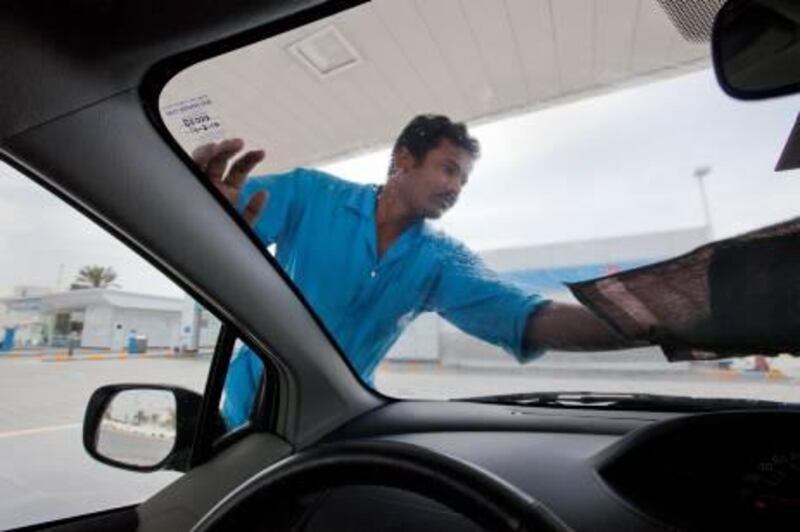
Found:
<box><xmin>191</xmin><ymin>138</ymin><xmax>267</xmax><ymax>226</ymax></box>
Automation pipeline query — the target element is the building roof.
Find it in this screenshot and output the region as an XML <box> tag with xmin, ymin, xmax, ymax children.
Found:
<box><xmin>481</xmin><ymin>226</ymin><xmax>709</xmax><ymax>271</ymax></box>
<box><xmin>0</xmin><ymin>289</ymin><xmax>185</xmax><ymax>313</ymax></box>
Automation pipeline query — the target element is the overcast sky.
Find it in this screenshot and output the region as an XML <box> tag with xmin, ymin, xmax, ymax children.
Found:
<box><xmin>2</xmin><ymin>68</ymin><xmax>799</xmax><ymax>298</ymax></box>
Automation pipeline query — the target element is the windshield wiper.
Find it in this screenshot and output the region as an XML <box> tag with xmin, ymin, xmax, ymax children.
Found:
<box><xmin>457</xmin><ymin>391</ymin><xmax>800</xmax><ymax>412</ymax></box>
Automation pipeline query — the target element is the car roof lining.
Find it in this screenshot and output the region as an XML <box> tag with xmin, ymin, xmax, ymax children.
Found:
<box><xmin>0</xmin><ymin>0</ymin><xmax>359</xmax><ymax>140</ymax></box>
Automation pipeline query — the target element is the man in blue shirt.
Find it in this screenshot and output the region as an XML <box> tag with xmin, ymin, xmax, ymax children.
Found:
<box><xmin>193</xmin><ymin>115</ymin><xmax>640</xmax><ymax>428</ymax></box>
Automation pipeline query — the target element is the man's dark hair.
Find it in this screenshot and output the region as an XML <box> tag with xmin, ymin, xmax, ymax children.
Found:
<box><xmin>390</xmin><ymin>114</ymin><xmax>480</xmax><ymax>172</ymax></box>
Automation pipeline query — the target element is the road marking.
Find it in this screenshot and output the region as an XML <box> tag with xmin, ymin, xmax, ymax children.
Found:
<box><xmin>0</xmin><ymin>423</ymin><xmax>81</xmax><ymax>439</ymax></box>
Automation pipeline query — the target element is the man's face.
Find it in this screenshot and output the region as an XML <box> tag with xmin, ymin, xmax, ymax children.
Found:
<box><xmin>393</xmin><ymin>139</ymin><xmax>475</xmax><ymax>219</ymax></box>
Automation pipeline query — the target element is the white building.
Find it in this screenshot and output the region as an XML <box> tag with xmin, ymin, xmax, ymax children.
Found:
<box><xmin>0</xmin><ymin>288</ymin><xmax>186</xmax><ymax>350</ymax></box>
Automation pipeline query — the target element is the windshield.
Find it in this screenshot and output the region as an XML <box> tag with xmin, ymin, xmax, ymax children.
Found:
<box><xmin>158</xmin><ymin>0</ymin><xmax>800</xmax><ymax>404</ymax></box>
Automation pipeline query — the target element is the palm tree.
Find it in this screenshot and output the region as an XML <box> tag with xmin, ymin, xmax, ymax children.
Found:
<box><xmin>72</xmin><ymin>265</ymin><xmax>119</xmax><ymax>289</ymax></box>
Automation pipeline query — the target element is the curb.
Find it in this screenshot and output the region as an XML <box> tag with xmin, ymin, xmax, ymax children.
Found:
<box><xmin>0</xmin><ymin>351</ymin><xmax>47</xmax><ymax>359</ymax></box>
<box><xmin>40</xmin><ymin>351</ymin><xmax>188</xmax><ymax>362</ymax></box>
<box><xmin>691</xmin><ymin>368</ymin><xmax>787</xmax><ymax>381</ymax></box>
<box><xmin>104</xmin><ymin>420</ymin><xmax>175</xmax><ymax>440</ymax></box>
<box><xmin>377</xmin><ymin>361</ymin><xmax>794</xmax><ymax>382</ymax></box>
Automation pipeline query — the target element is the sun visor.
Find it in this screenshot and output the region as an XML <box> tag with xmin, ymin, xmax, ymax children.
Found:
<box><xmin>775</xmin><ymin>112</ymin><xmax>800</xmax><ymax>172</ymax></box>
<box><xmin>569</xmin><ymin>217</ymin><xmax>800</xmax><ymax>361</ymax></box>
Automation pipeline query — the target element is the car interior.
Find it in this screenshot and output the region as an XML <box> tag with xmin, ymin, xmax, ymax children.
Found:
<box><xmin>3</xmin><ymin>0</ymin><xmax>800</xmax><ymax>531</ymax></box>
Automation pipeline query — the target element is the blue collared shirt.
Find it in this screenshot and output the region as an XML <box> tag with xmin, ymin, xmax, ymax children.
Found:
<box><xmin>221</xmin><ymin>168</ymin><xmax>547</xmax><ymax>426</ymax></box>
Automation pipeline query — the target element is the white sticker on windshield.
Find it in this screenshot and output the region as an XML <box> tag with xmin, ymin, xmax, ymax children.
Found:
<box><xmin>161</xmin><ymin>95</ymin><xmax>226</xmax><ymax>147</ymax></box>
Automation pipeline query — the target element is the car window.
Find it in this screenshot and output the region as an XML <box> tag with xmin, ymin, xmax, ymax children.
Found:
<box><xmin>158</xmin><ymin>0</ymin><xmax>800</xmax><ymax>406</ymax></box>
<box><xmin>0</xmin><ymin>161</ymin><xmax>249</xmax><ymax>528</ymax></box>
<box><xmin>219</xmin><ymin>338</ymin><xmax>266</xmax><ymax>433</ymax></box>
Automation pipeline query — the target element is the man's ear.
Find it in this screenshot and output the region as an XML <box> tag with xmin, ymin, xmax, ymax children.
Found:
<box><xmin>392</xmin><ymin>147</ymin><xmax>413</xmax><ymax>175</ymax></box>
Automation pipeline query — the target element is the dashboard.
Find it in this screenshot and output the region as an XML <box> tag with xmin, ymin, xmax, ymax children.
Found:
<box><xmin>598</xmin><ymin>410</ymin><xmax>800</xmax><ymax>531</ymax></box>
<box><xmin>320</xmin><ymin>402</ymin><xmax>800</xmax><ymax>531</ymax></box>
<box><xmin>158</xmin><ymin>402</ymin><xmax>800</xmax><ymax>531</ymax></box>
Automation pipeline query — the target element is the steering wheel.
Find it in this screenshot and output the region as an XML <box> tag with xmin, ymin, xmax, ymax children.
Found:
<box><xmin>192</xmin><ymin>440</ymin><xmax>572</xmax><ymax>532</ymax></box>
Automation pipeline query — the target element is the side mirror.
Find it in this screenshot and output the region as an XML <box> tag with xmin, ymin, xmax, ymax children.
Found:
<box><xmin>83</xmin><ymin>384</ymin><xmax>202</xmax><ymax>472</ymax></box>
<box><xmin>713</xmin><ymin>0</ymin><xmax>800</xmax><ymax>99</ymax></box>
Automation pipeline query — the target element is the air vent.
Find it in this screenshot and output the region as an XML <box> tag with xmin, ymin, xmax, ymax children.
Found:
<box><xmin>289</xmin><ymin>26</ymin><xmax>362</xmax><ymax>79</ymax></box>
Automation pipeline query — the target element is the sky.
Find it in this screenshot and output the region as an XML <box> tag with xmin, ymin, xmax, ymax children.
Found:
<box><xmin>2</xmin><ymin>68</ymin><xmax>799</xmax><ymax>298</ymax></box>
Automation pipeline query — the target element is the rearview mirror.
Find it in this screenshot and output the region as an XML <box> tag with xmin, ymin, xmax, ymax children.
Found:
<box><xmin>83</xmin><ymin>384</ymin><xmax>202</xmax><ymax>472</ymax></box>
<box><xmin>713</xmin><ymin>0</ymin><xmax>800</xmax><ymax>99</ymax></box>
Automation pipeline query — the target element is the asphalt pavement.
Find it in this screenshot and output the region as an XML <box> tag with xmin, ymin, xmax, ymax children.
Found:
<box><xmin>1</xmin><ymin>354</ymin><xmax>799</xmax><ymax>530</ymax></box>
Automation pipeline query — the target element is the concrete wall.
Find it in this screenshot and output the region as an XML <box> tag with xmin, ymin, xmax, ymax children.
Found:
<box><xmin>386</xmin><ymin>313</ymin><xmax>439</xmax><ymax>361</ymax></box>
<box><xmin>111</xmin><ymin>308</ymin><xmax>181</xmax><ymax>349</ymax></box>
<box><xmin>198</xmin><ymin>310</ymin><xmax>222</xmax><ymax>347</ymax></box>
<box><xmin>179</xmin><ymin>299</ymin><xmax>222</xmax><ymax>350</ymax></box>
<box><xmin>82</xmin><ymin>304</ymin><xmax>113</xmax><ymax>348</ymax></box>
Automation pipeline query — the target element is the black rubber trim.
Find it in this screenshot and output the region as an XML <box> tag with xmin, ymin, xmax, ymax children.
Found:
<box><xmin>192</xmin><ymin>325</ymin><xmax>239</xmax><ymax>465</ymax></box>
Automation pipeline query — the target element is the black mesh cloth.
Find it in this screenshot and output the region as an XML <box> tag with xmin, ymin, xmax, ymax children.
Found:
<box><xmin>569</xmin><ymin>217</ymin><xmax>800</xmax><ymax>361</ymax></box>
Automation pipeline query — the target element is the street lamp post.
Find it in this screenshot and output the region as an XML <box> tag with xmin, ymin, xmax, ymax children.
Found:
<box><xmin>190</xmin><ymin>301</ymin><xmax>202</xmax><ymax>354</ymax></box>
<box><xmin>694</xmin><ymin>166</ymin><xmax>713</xmax><ymax>242</ymax></box>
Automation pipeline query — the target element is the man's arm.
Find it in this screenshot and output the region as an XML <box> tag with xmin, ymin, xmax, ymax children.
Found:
<box><xmin>524</xmin><ymin>301</ymin><xmax>647</xmax><ymax>351</ymax></box>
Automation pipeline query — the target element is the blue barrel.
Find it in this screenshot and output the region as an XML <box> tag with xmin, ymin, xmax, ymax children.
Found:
<box><xmin>1</xmin><ymin>327</ymin><xmax>15</xmax><ymax>352</ymax></box>
<box><xmin>127</xmin><ymin>335</ymin><xmax>138</xmax><ymax>354</ymax></box>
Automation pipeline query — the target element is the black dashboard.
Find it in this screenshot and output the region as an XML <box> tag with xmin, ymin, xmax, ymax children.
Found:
<box><xmin>315</xmin><ymin>402</ymin><xmax>800</xmax><ymax>531</ymax></box>
<box><xmin>598</xmin><ymin>410</ymin><xmax>800</xmax><ymax>531</ymax></box>
<box><xmin>175</xmin><ymin>402</ymin><xmax>800</xmax><ymax>531</ymax></box>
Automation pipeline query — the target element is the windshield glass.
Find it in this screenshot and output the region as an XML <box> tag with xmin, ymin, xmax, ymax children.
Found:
<box><xmin>159</xmin><ymin>0</ymin><xmax>800</xmax><ymax>403</ymax></box>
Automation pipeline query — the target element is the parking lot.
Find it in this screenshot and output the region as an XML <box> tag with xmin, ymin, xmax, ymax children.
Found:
<box><xmin>1</xmin><ymin>353</ymin><xmax>799</xmax><ymax>529</ymax></box>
